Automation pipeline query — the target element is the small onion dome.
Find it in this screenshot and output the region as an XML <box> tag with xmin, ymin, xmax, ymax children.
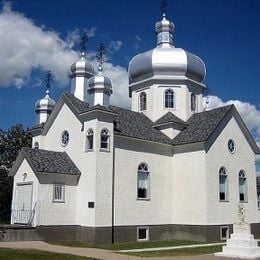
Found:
<box><xmin>128</xmin><ymin>14</ymin><xmax>206</xmax><ymax>85</ymax></box>
<box><xmin>88</xmin><ymin>66</ymin><xmax>113</xmax><ymax>94</ymax></box>
<box><xmin>35</xmin><ymin>89</ymin><xmax>56</xmax><ymax>112</ymax></box>
<box><xmin>69</xmin><ymin>52</ymin><xmax>94</xmax><ymax>78</ymax></box>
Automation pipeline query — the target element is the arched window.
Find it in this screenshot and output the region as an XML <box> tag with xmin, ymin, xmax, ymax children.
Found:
<box><xmin>137</xmin><ymin>163</ymin><xmax>150</xmax><ymax>199</ymax></box>
<box><xmin>191</xmin><ymin>93</ymin><xmax>196</xmax><ymax>111</ymax></box>
<box><xmin>34</xmin><ymin>142</ymin><xmax>39</xmax><ymax>149</ymax></box>
<box><xmin>219</xmin><ymin>167</ymin><xmax>228</xmax><ymax>201</ymax></box>
<box><xmin>86</xmin><ymin>128</ymin><xmax>94</xmax><ymax>151</ymax></box>
<box><xmin>239</xmin><ymin>170</ymin><xmax>247</xmax><ymax>202</ymax></box>
<box><xmin>100</xmin><ymin>128</ymin><xmax>110</xmax><ymax>151</ymax></box>
<box><xmin>139</xmin><ymin>92</ymin><xmax>147</xmax><ymax>111</ymax></box>
<box><xmin>164</xmin><ymin>89</ymin><xmax>174</xmax><ymax>108</ymax></box>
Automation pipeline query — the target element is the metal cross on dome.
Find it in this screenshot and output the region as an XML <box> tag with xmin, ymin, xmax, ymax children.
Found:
<box><xmin>80</xmin><ymin>32</ymin><xmax>88</xmax><ymax>53</ymax></box>
<box><xmin>161</xmin><ymin>0</ymin><xmax>168</xmax><ymax>16</ymax></box>
<box><xmin>96</xmin><ymin>43</ymin><xmax>106</xmax><ymax>71</ymax></box>
<box><xmin>45</xmin><ymin>70</ymin><xmax>54</xmax><ymax>90</ymax></box>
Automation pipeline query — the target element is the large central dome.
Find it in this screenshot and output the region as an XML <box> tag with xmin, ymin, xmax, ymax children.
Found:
<box><xmin>128</xmin><ymin>14</ymin><xmax>206</xmax><ymax>85</ymax></box>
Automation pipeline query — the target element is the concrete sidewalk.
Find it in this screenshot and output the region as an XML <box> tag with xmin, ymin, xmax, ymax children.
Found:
<box><xmin>0</xmin><ymin>241</ymin><xmax>239</xmax><ymax>259</ymax></box>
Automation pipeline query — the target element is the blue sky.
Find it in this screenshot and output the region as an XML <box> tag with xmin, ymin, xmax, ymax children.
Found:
<box><xmin>0</xmin><ymin>0</ymin><xmax>260</xmax><ymax>154</ymax></box>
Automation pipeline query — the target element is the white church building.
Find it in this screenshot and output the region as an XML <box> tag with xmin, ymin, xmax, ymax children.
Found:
<box><xmin>9</xmin><ymin>12</ymin><xmax>260</xmax><ymax>243</ymax></box>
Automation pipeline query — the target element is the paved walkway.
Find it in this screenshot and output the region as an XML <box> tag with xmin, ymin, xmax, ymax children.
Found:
<box><xmin>0</xmin><ymin>241</ymin><xmax>242</xmax><ymax>259</ymax></box>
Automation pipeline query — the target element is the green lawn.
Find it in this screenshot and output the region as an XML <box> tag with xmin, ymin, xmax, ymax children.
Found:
<box><xmin>127</xmin><ymin>245</ymin><xmax>223</xmax><ymax>257</ymax></box>
<box><xmin>51</xmin><ymin>239</ymin><xmax>206</xmax><ymax>251</ymax></box>
<box><xmin>0</xmin><ymin>248</ymin><xmax>97</xmax><ymax>260</ymax></box>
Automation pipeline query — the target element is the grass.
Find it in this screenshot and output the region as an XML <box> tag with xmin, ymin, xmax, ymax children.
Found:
<box><xmin>126</xmin><ymin>245</ymin><xmax>223</xmax><ymax>257</ymax></box>
<box><xmin>51</xmin><ymin>239</ymin><xmax>207</xmax><ymax>251</ymax></box>
<box><xmin>0</xmin><ymin>248</ymin><xmax>97</xmax><ymax>260</ymax></box>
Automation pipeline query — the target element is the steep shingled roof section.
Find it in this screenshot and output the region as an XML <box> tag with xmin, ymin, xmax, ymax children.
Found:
<box><xmin>172</xmin><ymin>105</ymin><xmax>233</xmax><ymax>145</ymax></box>
<box><xmin>23</xmin><ymin>147</ymin><xmax>81</xmax><ymax>175</ymax></box>
<box><xmin>153</xmin><ymin>112</ymin><xmax>187</xmax><ymax>126</ymax></box>
<box><xmin>63</xmin><ymin>93</ymin><xmax>90</xmax><ymax>113</ymax></box>
<box><xmin>110</xmin><ymin>106</ymin><xmax>172</xmax><ymax>144</ymax></box>
<box><xmin>64</xmin><ymin>93</ymin><xmax>115</xmax><ymax>114</ymax></box>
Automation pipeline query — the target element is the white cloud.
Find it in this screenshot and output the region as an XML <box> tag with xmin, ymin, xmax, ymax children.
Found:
<box><xmin>0</xmin><ymin>2</ymin><xmax>78</xmax><ymax>87</ymax></box>
<box><xmin>108</xmin><ymin>40</ymin><xmax>123</xmax><ymax>53</ymax></box>
<box><xmin>133</xmin><ymin>35</ymin><xmax>142</xmax><ymax>50</ymax></box>
<box><xmin>204</xmin><ymin>95</ymin><xmax>260</xmax><ymax>146</ymax></box>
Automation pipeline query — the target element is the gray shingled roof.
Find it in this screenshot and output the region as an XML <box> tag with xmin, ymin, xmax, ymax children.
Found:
<box><xmin>64</xmin><ymin>93</ymin><xmax>115</xmax><ymax>114</ymax></box>
<box><xmin>64</xmin><ymin>93</ymin><xmax>172</xmax><ymax>144</ymax></box>
<box><xmin>23</xmin><ymin>147</ymin><xmax>81</xmax><ymax>175</ymax></box>
<box><xmin>153</xmin><ymin>112</ymin><xmax>187</xmax><ymax>126</ymax></box>
<box><xmin>110</xmin><ymin>106</ymin><xmax>172</xmax><ymax>144</ymax></box>
<box><xmin>32</xmin><ymin>92</ymin><xmax>236</xmax><ymax>146</ymax></box>
<box><xmin>172</xmin><ymin>105</ymin><xmax>233</xmax><ymax>145</ymax></box>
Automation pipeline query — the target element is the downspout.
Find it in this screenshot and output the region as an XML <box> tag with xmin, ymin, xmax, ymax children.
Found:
<box><xmin>111</xmin><ymin>134</ymin><xmax>115</xmax><ymax>243</ymax></box>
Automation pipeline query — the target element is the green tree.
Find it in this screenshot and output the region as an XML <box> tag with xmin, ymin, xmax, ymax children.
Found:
<box><xmin>0</xmin><ymin>124</ymin><xmax>31</xmax><ymax>223</ymax></box>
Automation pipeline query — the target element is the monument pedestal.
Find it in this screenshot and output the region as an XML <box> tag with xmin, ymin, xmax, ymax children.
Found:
<box><xmin>215</xmin><ymin>223</ymin><xmax>260</xmax><ymax>259</ymax></box>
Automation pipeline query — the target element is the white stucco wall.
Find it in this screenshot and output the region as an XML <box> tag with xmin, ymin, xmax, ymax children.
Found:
<box><xmin>113</xmin><ymin>137</ymin><xmax>173</xmax><ymax>226</ymax></box>
<box><xmin>38</xmin><ymin>183</ymin><xmax>77</xmax><ymax>225</ymax></box>
<box><xmin>172</xmin><ymin>150</ymin><xmax>208</xmax><ymax>224</ymax></box>
<box><xmin>206</xmin><ymin>117</ymin><xmax>258</xmax><ymax>224</ymax></box>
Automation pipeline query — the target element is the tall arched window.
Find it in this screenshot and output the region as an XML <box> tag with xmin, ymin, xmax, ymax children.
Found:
<box><xmin>191</xmin><ymin>93</ymin><xmax>196</xmax><ymax>111</ymax></box>
<box><xmin>100</xmin><ymin>128</ymin><xmax>110</xmax><ymax>151</ymax></box>
<box><xmin>164</xmin><ymin>89</ymin><xmax>174</xmax><ymax>108</ymax></box>
<box><xmin>219</xmin><ymin>167</ymin><xmax>228</xmax><ymax>201</ymax></box>
<box><xmin>137</xmin><ymin>163</ymin><xmax>150</xmax><ymax>199</ymax></box>
<box><xmin>86</xmin><ymin>128</ymin><xmax>94</xmax><ymax>151</ymax></box>
<box><xmin>139</xmin><ymin>92</ymin><xmax>147</xmax><ymax>111</ymax></box>
<box><xmin>239</xmin><ymin>170</ymin><xmax>247</xmax><ymax>202</ymax></box>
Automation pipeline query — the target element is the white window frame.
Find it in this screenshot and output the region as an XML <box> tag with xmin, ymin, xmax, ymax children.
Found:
<box><xmin>33</xmin><ymin>142</ymin><xmax>39</xmax><ymax>149</ymax></box>
<box><xmin>86</xmin><ymin>128</ymin><xmax>94</xmax><ymax>152</ymax></box>
<box><xmin>239</xmin><ymin>170</ymin><xmax>247</xmax><ymax>202</ymax></box>
<box><xmin>220</xmin><ymin>226</ymin><xmax>229</xmax><ymax>240</ymax></box>
<box><xmin>137</xmin><ymin>226</ymin><xmax>149</xmax><ymax>241</ymax></box>
<box><xmin>100</xmin><ymin>128</ymin><xmax>110</xmax><ymax>152</ymax></box>
<box><xmin>53</xmin><ymin>183</ymin><xmax>65</xmax><ymax>203</ymax></box>
<box><xmin>164</xmin><ymin>89</ymin><xmax>174</xmax><ymax>109</ymax></box>
<box><xmin>139</xmin><ymin>92</ymin><xmax>147</xmax><ymax>112</ymax></box>
<box><xmin>219</xmin><ymin>167</ymin><xmax>228</xmax><ymax>202</ymax></box>
<box><xmin>137</xmin><ymin>163</ymin><xmax>150</xmax><ymax>200</ymax></box>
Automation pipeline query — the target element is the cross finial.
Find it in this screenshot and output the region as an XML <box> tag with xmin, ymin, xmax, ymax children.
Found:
<box><xmin>161</xmin><ymin>0</ymin><xmax>168</xmax><ymax>17</ymax></box>
<box><xmin>45</xmin><ymin>70</ymin><xmax>54</xmax><ymax>91</ymax></box>
<box><xmin>96</xmin><ymin>43</ymin><xmax>106</xmax><ymax>71</ymax></box>
<box><xmin>80</xmin><ymin>32</ymin><xmax>88</xmax><ymax>54</ymax></box>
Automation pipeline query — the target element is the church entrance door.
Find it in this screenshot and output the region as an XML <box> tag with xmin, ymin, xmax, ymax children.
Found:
<box><xmin>14</xmin><ymin>183</ymin><xmax>33</xmax><ymax>224</ymax></box>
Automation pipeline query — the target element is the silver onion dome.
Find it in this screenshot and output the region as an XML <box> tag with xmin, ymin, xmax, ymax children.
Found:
<box><xmin>35</xmin><ymin>89</ymin><xmax>56</xmax><ymax>112</ymax></box>
<box><xmin>88</xmin><ymin>66</ymin><xmax>113</xmax><ymax>93</ymax></box>
<box><xmin>128</xmin><ymin>14</ymin><xmax>206</xmax><ymax>84</ymax></box>
<box><xmin>70</xmin><ymin>52</ymin><xmax>94</xmax><ymax>78</ymax></box>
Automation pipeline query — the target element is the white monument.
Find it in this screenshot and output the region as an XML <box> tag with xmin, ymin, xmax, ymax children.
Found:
<box><xmin>215</xmin><ymin>204</ymin><xmax>260</xmax><ymax>259</ymax></box>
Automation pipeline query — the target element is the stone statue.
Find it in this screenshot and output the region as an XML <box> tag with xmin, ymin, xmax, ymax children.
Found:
<box><xmin>238</xmin><ymin>203</ymin><xmax>245</xmax><ymax>223</ymax></box>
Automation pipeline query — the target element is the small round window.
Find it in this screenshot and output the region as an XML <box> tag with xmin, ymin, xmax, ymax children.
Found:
<box><xmin>228</xmin><ymin>139</ymin><xmax>235</xmax><ymax>154</ymax></box>
<box><xmin>61</xmin><ymin>130</ymin><xmax>69</xmax><ymax>146</ymax></box>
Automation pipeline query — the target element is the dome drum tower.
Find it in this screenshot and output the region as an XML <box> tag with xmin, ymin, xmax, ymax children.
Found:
<box><xmin>128</xmin><ymin>14</ymin><xmax>206</xmax><ymax>122</ymax></box>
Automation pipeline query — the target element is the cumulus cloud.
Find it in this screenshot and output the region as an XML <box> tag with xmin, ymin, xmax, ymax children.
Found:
<box><xmin>0</xmin><ymin>1</ymin><xmax>79</xmax><ymax>87</ymax></box>
<box><xmin>204</xmin><ymin>95</ymin><xmax>260</xmax><ymax>145</ymax></box>
<box><xmin>0</xmin><ymin>0</ymin><xmax>128</xmax><ymax>105</ymax></box>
